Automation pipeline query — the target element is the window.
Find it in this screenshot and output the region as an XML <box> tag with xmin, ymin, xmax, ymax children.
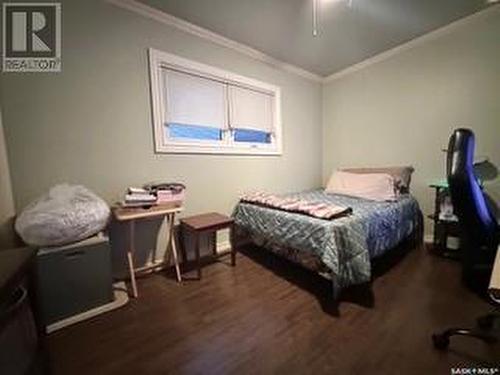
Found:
<box><xmin>149</xmin><ymin>48</ymin><xmax>282</xmax><ymax>155</ymax></box>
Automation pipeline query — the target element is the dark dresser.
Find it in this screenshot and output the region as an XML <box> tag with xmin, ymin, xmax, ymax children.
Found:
<box><xmin>0</xmin><ymin>247</ymin><xmax>46</xmax><ymax>375</ymax></box>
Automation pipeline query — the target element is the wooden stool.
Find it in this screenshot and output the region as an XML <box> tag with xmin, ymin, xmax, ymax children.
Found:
<box><xmin>180</xmin><ymin>213</ymin><xmax>235</xmax><ymax>279</ymax></box>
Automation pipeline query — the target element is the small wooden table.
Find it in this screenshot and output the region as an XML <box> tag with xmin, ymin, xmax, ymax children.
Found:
<box><xmin>428</xmin><ymin>180</ymin><xmax>461</xmax><ymax>258</ymax></box>
<box><xmin>180</xmin><ymin>213</ymin><xmax>235</xmax><ymax>279</ymax></box>
<box><xmin>489</xmin><ymin>245</ymin><xmax>500</xmax><ymax>303</ymax></box>
<box><xmin>113</xmin><ymin>203</ymin><xmax>183</xmax><ymax>298</ymax></box>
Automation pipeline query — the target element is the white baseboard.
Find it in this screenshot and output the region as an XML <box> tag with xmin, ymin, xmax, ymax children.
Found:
<box><xmin>216</xmin><ymin>240</ymin><xmax>232</xmax><ymax>254</ymax></box>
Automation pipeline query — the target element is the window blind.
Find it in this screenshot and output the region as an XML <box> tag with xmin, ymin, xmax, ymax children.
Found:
<box><xmin>163</xmin><ymin>68</ymin><xmax>227</xmax><ymax>129</ymax></box>
<box><xmin>228</xmin><ymin>85</ymin><xmax>274</xmax><ymax>133</ymax></box>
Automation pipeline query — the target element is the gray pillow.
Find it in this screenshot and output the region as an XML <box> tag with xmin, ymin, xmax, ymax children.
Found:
<box><xmin>341</xmin><ymin>166</ymin><xmax>415</xmax><ymax>193</ymax></box>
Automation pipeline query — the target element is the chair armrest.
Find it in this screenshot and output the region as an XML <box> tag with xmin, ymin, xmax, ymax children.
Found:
<box><xmin>489</xmin><ymin>245</ymin><xmax>500</xmax><ymax>304</ymax></box>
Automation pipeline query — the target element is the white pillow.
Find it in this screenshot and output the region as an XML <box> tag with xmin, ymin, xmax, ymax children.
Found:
<box><xmin>325</xmin><ymin>171</ymin><xmax>397</xmax><ymax>201</ymax></box>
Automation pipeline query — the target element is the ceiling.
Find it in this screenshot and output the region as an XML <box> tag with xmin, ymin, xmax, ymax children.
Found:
<box><xmin>139</xmin><ymin>0</ymin><xmax>495</xmax><ymax>77</ymax></box>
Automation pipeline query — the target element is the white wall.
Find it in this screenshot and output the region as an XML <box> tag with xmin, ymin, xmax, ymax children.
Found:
<box><xmin>0</xmin><ymin>108</ymin><xmax>15</xmax><ymax>249</ymax></box>
<box><xmin>323</xmin><ymin>7</ymin><xmax>500</xmax><ymax>234</ymax></box>
<box><xmin>0</xmin><ymin>0</ymin><xmax>322</xmax><ymax>271</ymax></box>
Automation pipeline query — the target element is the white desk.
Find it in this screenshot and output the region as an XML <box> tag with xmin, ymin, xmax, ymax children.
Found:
<box><xmin>114</xmin><ymin>203</ymin><xmax>183</xmax><ymax>298</ymax></box>
<box><xmin>489</xmin><ymin>245</ymin><xmax>500</xmax><ymax>303</ymax></box>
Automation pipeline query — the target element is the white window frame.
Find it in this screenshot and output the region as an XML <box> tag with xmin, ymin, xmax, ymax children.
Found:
<box><xmin>148</xmin><ymin>48</ymin><xmax>282</xmax><ymax>155</ymax></box>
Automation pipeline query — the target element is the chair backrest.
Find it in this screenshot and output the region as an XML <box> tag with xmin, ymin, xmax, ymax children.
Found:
<box><xmin>446</xmin><ymin>128</ymin><xmax>498</xmax><ymax>255</ymax></box>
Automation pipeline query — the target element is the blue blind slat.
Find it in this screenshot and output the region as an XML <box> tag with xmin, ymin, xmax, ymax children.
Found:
<box><xmin>167</xmin><ymin>124</ymin><xmax>271</xmax><ymax>144</ymax></box>
<box><xmin>168</xmin><ymin>123</ymin><xmax>222</xmax><ymax>141</ymax></box>
<box><xmin>234</xmin><ymin>129</ymin><xmax>271</xmax><ymax>144</ymax></box>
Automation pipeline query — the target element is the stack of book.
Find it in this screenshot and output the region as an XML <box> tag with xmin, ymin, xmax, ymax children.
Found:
<box><xmin>121</xmin><ymin>187</ymin><xmax>157</xmax><ymax>207</ymax></box>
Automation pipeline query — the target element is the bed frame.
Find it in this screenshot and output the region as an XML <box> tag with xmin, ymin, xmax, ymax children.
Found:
<box><xmin>232</xmin><ymin>209</ymin><xmax>424</xmax><ymax>298</ymax></box>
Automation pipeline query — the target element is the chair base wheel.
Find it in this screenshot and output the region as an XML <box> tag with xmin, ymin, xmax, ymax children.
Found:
<box><xmin>432</xmin><ymin>334</ymin><xmax>450</xmax><ymax>350</ymax></box>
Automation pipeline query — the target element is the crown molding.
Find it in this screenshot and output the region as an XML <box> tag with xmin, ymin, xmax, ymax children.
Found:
<box><xmin>324</xmin><ymin>4</ymin><xmax>500</xmax><ymax>83</ymax></box>
<box><xmin>105</xmin><ymin>0</ymin><xmax>323</xmax><ymax>83</ymax></box>
<box><xmin>105</xmin><ymin>0</ymin><xmax>498</xmax><ymax>85</ymax></box>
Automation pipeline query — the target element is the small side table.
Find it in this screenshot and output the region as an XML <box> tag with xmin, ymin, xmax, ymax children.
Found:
<box><xmin>180</xmin><ymin>213</ymin><xmax>235</xmax><ymax>279</ymax></box>
<box><xmin>428</xmin><ymin>180</ymin><xmax>461</xmax><ymax>259</ymax></box>
<box><xmin>113</xmin><ymin>203</ymin><xmax>183</xmax><ymax>298</ymax></box>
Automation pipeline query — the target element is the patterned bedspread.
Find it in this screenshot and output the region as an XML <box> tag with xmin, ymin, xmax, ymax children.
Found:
<box><xmin>232</xmin><ymin>189</ymin><xmax>420</xmax><ymax>292</ymax></box>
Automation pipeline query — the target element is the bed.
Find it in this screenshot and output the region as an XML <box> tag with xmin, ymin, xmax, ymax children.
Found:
<box><xmin>232</xmin><ymin>189</ymin><xmax>422</xmax><ymax>297</ymax></box>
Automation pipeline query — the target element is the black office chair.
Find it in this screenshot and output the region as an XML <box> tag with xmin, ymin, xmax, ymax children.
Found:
<box><xmin>432</xmin><ymin>128</ymin><xmax>499</xmax><ymax>349</ymax></box>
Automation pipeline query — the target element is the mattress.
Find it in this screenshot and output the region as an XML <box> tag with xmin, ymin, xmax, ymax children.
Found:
<box><xmin>232</xmin><ymin>189</ymin><xmax>420</xmax><ymax>291</ymax></box>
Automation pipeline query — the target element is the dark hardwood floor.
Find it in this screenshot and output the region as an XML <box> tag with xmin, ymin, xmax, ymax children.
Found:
<box><xmin>47</xmin><ymin>245</ymin><xmax>500</xmax><ymax>374</ymax></box>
